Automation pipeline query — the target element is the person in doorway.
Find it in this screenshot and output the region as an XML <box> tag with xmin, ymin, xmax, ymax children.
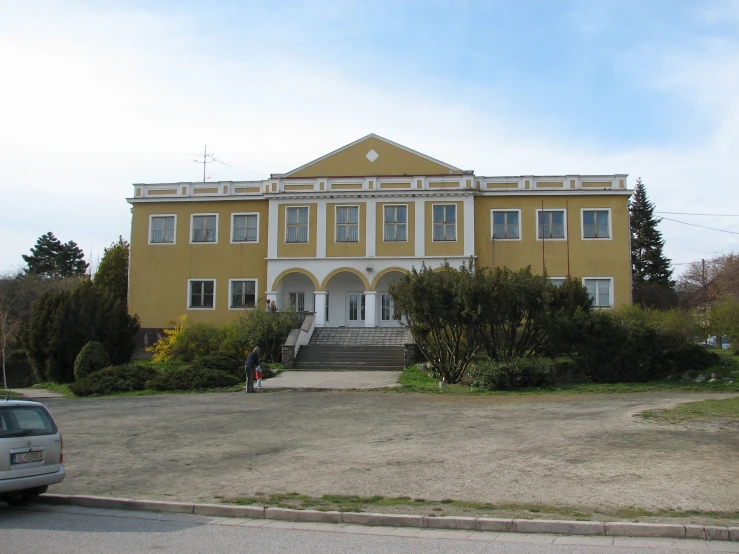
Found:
<box><xmin>245</xmin><ymin>346</ymin><xmax>260</xmax><ymax>393</ymax></box>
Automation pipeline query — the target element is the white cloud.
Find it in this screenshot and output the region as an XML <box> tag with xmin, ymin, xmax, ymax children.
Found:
<box><xmin>2</xmin><ymin>2</ymin><xmax>738</xmax><ymax>279</ymax></box>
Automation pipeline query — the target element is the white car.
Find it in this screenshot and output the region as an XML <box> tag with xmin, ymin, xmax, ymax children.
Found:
<box><xmin>0</xmin><ymin>399</ymin><xmax>65</xmax><ymax>505</ymax></box>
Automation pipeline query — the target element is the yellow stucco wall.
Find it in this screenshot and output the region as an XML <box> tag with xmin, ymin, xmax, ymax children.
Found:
<box><xmin>288</xmin><ymin>136</ymin><xmax>458</xmax><ymax>178</ymax></box>
<box><xmin>375</xmin><ymin>202</ymin><xmax>415</xmax><ymax>257</ymax></box>
<box><xmin>424</xmin><ymin>200</ymin><xmax>464</xmax><ymax>257</ymax></box>
<box><xmin>129</xmin><ymin>200</ymin><xmax>269</xmax><ymax>328</ymax></box>
<box><xmin>326</xmin><ymin>202</ymin><xmax>367</xmax><ymax>257</ymax></box>
<box><xmin>474</xmin><ymin>195</ymin><xmax>632</xmax><ymax>307</ymax></box>
<box><xmin>277</xmin><ymin>203</ymin><xmax>317</xmax><ymax>258</ymax></box>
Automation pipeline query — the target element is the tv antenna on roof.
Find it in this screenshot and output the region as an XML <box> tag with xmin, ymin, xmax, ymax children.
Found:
<box><xmin>191</xmin><ymin>145</ymin><xmax>231</xmax><ymax>182</ymax></box>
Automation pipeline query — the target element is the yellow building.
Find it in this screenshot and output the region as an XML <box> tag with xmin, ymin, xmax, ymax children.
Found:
<box><xmin>128</xmin><ymin>134</ymin><xmax>631</xmax><ymax>339</ymax></box>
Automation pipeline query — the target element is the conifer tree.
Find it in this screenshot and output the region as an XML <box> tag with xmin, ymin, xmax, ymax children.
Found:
<box><xmin>22</xmin><ymin>232</ymin><xmax>88</xmax><ymax>278</ymax></box>
<box><xmin>630</xmin><ymin>178</ymin><xmax>675</xmax><ymax>307</ymax></box>
<box><xmin>94</xmin><ymin>236</ymin><xmax>130</xmax><ymax>304</ymax></box>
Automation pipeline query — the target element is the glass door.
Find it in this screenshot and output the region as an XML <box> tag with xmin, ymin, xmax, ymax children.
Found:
<box><xmin>347</xmin><ymin>293</ymin><xmax>365</xmax><ymax>326</ymax></box>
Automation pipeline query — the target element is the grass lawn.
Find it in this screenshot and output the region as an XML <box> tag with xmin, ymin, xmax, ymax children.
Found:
<box><xmin>221</xmin><ymin>492</ymin><xmax>739</xmax><ymax>525</ymax></box>
<box><xmin>638</xmin><ymin>396</ymin><xmax>739</xmax><ymax>424</ymax></box>
<box><xmin>394</xmin><ymin>348</ymin><xmax>739</xmax><ymax>395</ymax></box>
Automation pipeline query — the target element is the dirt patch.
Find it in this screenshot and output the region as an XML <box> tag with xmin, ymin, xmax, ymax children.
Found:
<box><xmin>42</xmin><ymin>390</ymin><xmax>739</xmax><ymax>524</ymax></box>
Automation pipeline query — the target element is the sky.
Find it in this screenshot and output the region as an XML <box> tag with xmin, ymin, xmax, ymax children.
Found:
<box><xmin>2</xmin><ymin>0</ymin><xmax>738</xmax><ymax>276</ymax></box>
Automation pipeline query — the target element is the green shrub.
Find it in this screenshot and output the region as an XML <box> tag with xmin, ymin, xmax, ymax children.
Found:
<box><xmin>564</xmin><ymin>311</ymin><xmax>672</xmax><ymax>384</ymax></box>
<box><xmin>73</xmin><ymin>341</ymin><xmax>111</xmax><ymax>381</ymax></box>
<box><xmin>190</xmin><ymin>352</ymin><xmax>243</xmax><ymax>379</ymax></box>
<box><xmin>470</xmin><ymin>357</ymin><xmax>554</xmax><ymax>390</ymax></box>
<box><xmin>664</xmin><ymin>343</ymin><xmax>719</xmax><ymax>373</ymax></box>
<box><xmin>3</xmin><ymin>349</ymin><xmax>36</xmax><ymax>388</ymax></box>
<box><xmin>146</xmin><ymin>367</ymin><xmax>240</xmax><ymax>391</ymax></box>
<box><xmin>69</xmin><ymin>364</ymin><xmax>157</xmax><ymax>396</ymax></box>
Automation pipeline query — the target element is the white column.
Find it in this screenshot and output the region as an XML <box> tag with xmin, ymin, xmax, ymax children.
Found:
<box><xmin>414</xmin><ymin>198</ymin><xmax>425</xmax><ymax>257</ymax></box>
<box><xmin>366</xmin><ymin>199</ymin><xmax>376</xmax><ymax>257</ymax></box>
<box><xmin>364</xmin><ymin>291</ymin><xmax>377</xmax><ymax>328</ymax></box>
<box><xmin>463</xmin><ymin>195</ymin><xmax>475</xmax><ymax>257</ymax></box>
<box><xmin>317</xmin><ymin>201</ymin><xmax>327</xmax><ymax>258</ymax></box>
<box><xmin>314</xmin><ymin>291</ymin><xmax>327</xmax><ymax>327</ymax></box>
<box><xmin>267</xmin><ymin>201</ymin><xmax>279</xmax><ymax>259</ymax></box>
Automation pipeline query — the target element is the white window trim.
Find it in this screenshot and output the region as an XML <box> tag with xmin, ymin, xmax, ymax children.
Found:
<box><xmin>228</xmin><ymin>278</ymin><xmax>258</xmax><ymax>310</ymax></box>
<box><xmin>549</xmin><ymin>276</ymin><xmax>567</xmax><ymax>286</ymax></box>
<box><xmin>190</xmin><ymin>213</ymin><xmax>219</xmax><ymax>244</ymax></box>
<box><xmin>490</xmin><ymin>209</ymin><xmax>522</xmax><ymax>241</ymax></box>
<box><xmin>535</xmin><ymin>208</ymin><xmax>567</xmax><ymax>241</ymax></box>
<box><xmin>148</xmin><ymin>214</ymin><xmax>177</xmax><ymax>245</ymax></box>
<box><xmin>382</xmin><ymin>203</ymin><xmax>409</xmax><ymax>243</ymax></box>
<box><xmin>288</xmin><ymin>291</ymin><xmax>306</xmax><ymax>312</ymax></box>
<box><xmin>230</xmin><ymin>212</ymin><xmax>260</xmax><ymax>244</ymax></box>
<box><xmin>582</xmin><ymin>276</ymin><xmax>614</xmax><ymax>308</ymax></box>
<box><xmin>334</xmin><ymin>204</ymin><xmax>361</xmax><ymax>243</ymax></box>
<box><xmin>580</xmin><ymin>208</ymin><xmax>613</xmax><ymax>240</ymax></box>
<box><xmin>285</xmin><ymin>205</ymin><xmax>310</xmax><ymax>244</ymax></box>
<box><xmin>431</xmin><ymin>203</ymin><xmax>458</xmax><ymax>243</ymax></box>
<box><xmin>187</xmin><ymin>278</ymin><xmax>216</xmax><ymax>310</ymax></box>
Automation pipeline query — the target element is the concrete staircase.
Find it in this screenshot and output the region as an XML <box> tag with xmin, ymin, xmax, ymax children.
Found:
<box><xmin>294</xmin><ymin>328</ymin><xmax>408</xmax><ymax>371</ymax></box>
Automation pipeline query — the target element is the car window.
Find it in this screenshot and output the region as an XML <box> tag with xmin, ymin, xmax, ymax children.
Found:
<box><xmin>0</xmin><ymin>406</ymin><xmax>57</xmax><ymax>437</ymax></box>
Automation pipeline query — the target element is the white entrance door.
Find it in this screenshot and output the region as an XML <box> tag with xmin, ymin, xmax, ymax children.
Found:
<box><xmin>379</xmin><ymin>293</ymin><xmax>401</xmax><ymax>327</ymax></box>
<box><xmin>346</xmin><ymin>292</ymin><xmax>365</xmax><ymax>327</ymax></box>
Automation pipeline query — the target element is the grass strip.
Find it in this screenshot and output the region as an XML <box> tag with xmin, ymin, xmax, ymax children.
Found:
<box><xmin>638</xmin><ymin>396</ymin><xmax>739</xmax><ymax>423</ymax></box>
<box><xmin>220</xmin><ymin>492</ymin><xmax>739</xmax><ymax>526</ymax></box>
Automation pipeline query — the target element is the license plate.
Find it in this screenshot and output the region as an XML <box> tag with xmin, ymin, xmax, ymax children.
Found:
<box><xmin>11</xmin><ymin>451</ymin><xmax>44</xmax><ymax>464</ymax></box>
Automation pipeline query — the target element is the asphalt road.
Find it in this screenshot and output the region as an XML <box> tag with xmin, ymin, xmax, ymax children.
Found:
<box><xmin>2</xmin><ymin>504</ymin><xmax>736</xmax><ymax>553</ymax></box>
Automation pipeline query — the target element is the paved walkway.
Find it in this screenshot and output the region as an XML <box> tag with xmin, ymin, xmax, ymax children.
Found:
<box><xmin>260</xmin><ymin>370</ymin><xmax>402</xmax><ymax>390</ymax></box>
<box><xmin>10</xmin><ymin>388</ymin><xmax>65</xmax><ymax>399</ymax></box>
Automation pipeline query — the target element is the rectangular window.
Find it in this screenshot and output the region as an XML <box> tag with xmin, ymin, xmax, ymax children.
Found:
<box><xmin>286</xmin><ymin>207</ymin><xmax>309</xmax><ymax>243</ymax></box>
<box><xmin>432</xmin><ymin>204</ymin><xmax>457</xmax><ymax>241</ymax></box>
<box><xmin>189</xmin><ymin>280</ymin><xmax>215</xmax><ymax>309</ymax></box>
<box><xmin>232</xmin><ymin>214</ymin><xmax>258</xmax><ymax>242</ymax></box>
<box><xmin>191</xmin><ymin>214</ymin><xmax>218</xmax><ymax>243</ymax></box>
<box><xmin>150</xmin><ymin>215</ymin><xmax>175</xmax><ymax>244</ymax></box>
<box><xmin>288</xmin><ymin>292</ymin><xmax>305</xmax><ymax>312</ymax></box>
<box><xmin>582</xmin><ymin>210</ymin><xmax>610</xmax><ymax>239</ymax></box>
<box><xmin>584</xmin><ymin>278</ymin><xmax>612</xmax><ymax>307</ymax></box>
<box><xmin>384</xmin><ymin>205</ymin><xmax>407</xmax><ymax>242</ymax></box>
<box><xmin>336</xmin><ymin>206</ymin><xmax>359</xmax><ymax>242</ymax></box>
<box><xmin>538</xmin><ymin>210</ymin><xmax>566</xmax><ymax>239</ymax></box>
<box><xmin>492</xmin><ymin>210</ymin><xmax>520</xmax><ymax>239</ymax></box>
<box><xmin>550</xmin><ymin>277</ymin><xmax>566</xmax><ymax>287</ymax></box>
<box><xmin>230</xmin><ymin>280</ymin><xmax>256</xmax><ymax>309</ymax></box>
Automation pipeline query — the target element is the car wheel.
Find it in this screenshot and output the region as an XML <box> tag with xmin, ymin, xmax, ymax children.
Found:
<box><xmin>3</xmin><ymin>486</ymin><xmax>46</xmax><ymax>506</ymax></box>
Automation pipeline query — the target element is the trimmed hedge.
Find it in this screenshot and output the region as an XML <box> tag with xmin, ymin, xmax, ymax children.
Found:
<box><xmin>69</xmin><ymin>364</ymin><xmax>157</xmax><ymax>396</ymax></box>
<box><xmin>189</xmin><ymin>352</ymin><xmax>243</xmax><ymax>379</ymax></box>
<box><xmin>470</xmin><ymin>357</ymin><xmax>554</xmax><ymax>390</ymax></box>
<box><xmin>146</xmin><ymin>367</ymin><xmax>240</xmax><ymax>391</ymax></box>
<box><xmin>73</xmin><ymin>341</ymin><xmax>111</xmax><ymax>381</ymax></box>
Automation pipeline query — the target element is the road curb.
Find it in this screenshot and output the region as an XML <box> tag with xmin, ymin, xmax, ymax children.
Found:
<box><xmin>35</xmin><ymin>494</ymin><xmax>738</xmax><ymax>542</ymax></box>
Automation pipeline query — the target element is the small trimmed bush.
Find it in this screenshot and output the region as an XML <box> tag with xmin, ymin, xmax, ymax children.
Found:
<box><xmin>73</xmin><ymin>341</ymin><xmax>111</xmax><ymax>381</ymax></box>
<box><xmin>665</xmin><ymin>343</ymin><xmax>720</xmax><ymax>373</ymax></box>
<box><xmin>470</xmin><ymin>357</ymin><xmax>554</xmax><ymax>390</ymax></box>
<box><xmin>146</xmin><ymin>367</ymin><xmax>240</xmax><ymax>391</ymax></box>
<box><xmin>70</xmin><ymin>364</ymin><xmax>157</xmax><ymax>396</ymax></box>
<box><xmin>190</xmin><ymin>352</ymin><xmax>243</xmax><ymax>379</ymax></box>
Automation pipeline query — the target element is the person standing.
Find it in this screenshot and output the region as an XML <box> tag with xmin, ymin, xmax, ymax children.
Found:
<box><xmin>245</xmin><ymin>346</ymin><xmax>260</xmax><ymax>393</ymax></box>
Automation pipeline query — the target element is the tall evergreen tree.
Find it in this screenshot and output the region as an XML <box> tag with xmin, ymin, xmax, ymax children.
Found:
<box><xmin>94</xmin><ymin>236</ymin><xmax>130</xmax><ymax>304</ymax></box>
<box><xmin>23</xmin><ymin>232</ymin><xmax>88</xmax><ymax>278</ymax></box>
<box><xmin>630</xmin><ymin>178</ymin><xmax>675</xmax><ymax>307</ymax></box>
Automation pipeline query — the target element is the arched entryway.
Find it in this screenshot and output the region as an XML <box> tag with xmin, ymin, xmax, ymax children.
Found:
<box><xmin>273</xmin><ymin>269</ymin><xmax>317</xmax><ymax>313</ymax></box>
<box><xmin>371</xmin><ymin>268</ymin><xmax>408</xmax><ymax>327</ymax></box>
<box><xmin>321</xmin><ymin>268</ymin><xmax>371</xmax><ymax>327</ymax></box>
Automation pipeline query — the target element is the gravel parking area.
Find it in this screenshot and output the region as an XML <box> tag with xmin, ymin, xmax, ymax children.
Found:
<box><xmin>42</xmin><ymin>390</ymin><xmax>739</xmax><ymax>515</ymax></box>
